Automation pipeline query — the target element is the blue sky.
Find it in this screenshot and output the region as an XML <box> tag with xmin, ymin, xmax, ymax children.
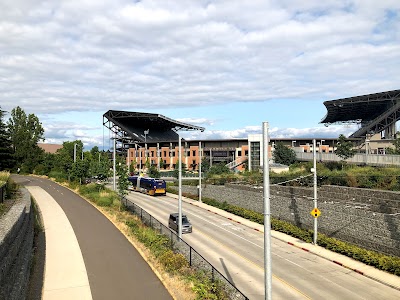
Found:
<box><xmin>1</xmin><ymin>0</ymin><xmax>399</xmax><ymax>149</ymax></box>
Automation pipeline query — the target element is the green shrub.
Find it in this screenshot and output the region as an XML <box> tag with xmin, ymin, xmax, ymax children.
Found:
<box><xmin>159</xmin><ymin>251</ymin><xmax>189</xmax><ymax>273</ymax></box>
<box><xmin>48</xmin><ymin>170</ymin><xmax>68</xmax><ymax>181</ymax></box>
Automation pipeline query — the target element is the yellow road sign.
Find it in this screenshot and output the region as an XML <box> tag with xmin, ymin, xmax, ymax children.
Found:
<box><xmin>310</xmin><ymin>208</ymin><xmax>321</xmax><ymax>218</ymax></box>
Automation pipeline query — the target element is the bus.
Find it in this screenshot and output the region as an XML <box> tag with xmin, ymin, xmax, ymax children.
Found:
<box><xmin>128</xmin><ymin>176</ymin><xmax>167</xmax><ymax>196</ymax></box>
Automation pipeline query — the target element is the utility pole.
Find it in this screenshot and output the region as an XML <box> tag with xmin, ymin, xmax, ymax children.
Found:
<box><xmin>263</xmin><ymin>122</ymin><xmax>272</xmax><ymax>300</ymax></box>
<box><xmin>178</xmin><ymin>135</ymin><xmax>182</xmax><ymax>239</ymax></box>
<box><xmin>199</xmin><ymin>141</ymin><xmax>202</xmax><ymax>203</ymax></box>
<box><xmin>113</xmin><ymin>138</ymin><xmax>116</xmax><ymax>191</ymax></box>
<box><xmin>313</xmin><ymin>139</ymin><xmax>318</xmax><ymax>244</ymax></box>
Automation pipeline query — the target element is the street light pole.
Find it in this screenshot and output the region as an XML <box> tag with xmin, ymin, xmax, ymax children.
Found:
<box><xmin>74</xmin><ymin>143</ymin><xmax>77</xmax><ymax>163</ymax></box>
<box><xmin>199</xmin><ymin>141</ymin><xmax>202</xmax><ymax>203</ymax></box>
<box><xmin>313</xmin><ymin>139</ymin><xmax>318</xmax><ymax>245</ymax></box>
<box><xmin>144</xmin><ymin>129</ymin><xmax>149</xmax><ymax>163</ymax></box>
<box><xmin>263</xmin><ymin>122</ymin><xmax>272</xmax><ymax>300</ymax></box>
<box><xmin>178</xmin><ymin>135</ymin><xmax>182</xmax><ymax>239</ymax></box>
<box><xmin>113</xmin><ymin>138</ymin><xmax>116</xmax><ymax>191</ymax></box>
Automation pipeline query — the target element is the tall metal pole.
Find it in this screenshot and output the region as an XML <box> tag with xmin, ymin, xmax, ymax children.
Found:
<box><xmin>113</xmin><ymin>138</ymin><xmax>116</xmax><ymax>191</ymax></box>
<box><xmin>178</xmin><ymin>136</ymin><xmax>182</xmax><ymax>239</ymax></box>
<box><xmin>157</xmin><ymin>143</ymin><xmax>160</xmax><ymax>171</ymax></box>
<box><xmin>139</xmin><ymin>147</ymin><xmax>142</xmax><ymax>172</ymax></box>
<box><xmin>199</xmin><ymin>141</ymin><xmax>202</xmax><ymax>203</ymax></box>
<box><xmin>74</xmin><ymin>143</ymin><xmax>77</xmax><ymax>163</ymax></box>
<box><xmin>313</xmin><ymin>139</ymin><xmax>318</xmax><ymax>244</ymax></box>
<box><xmin>127</xmin><ymin>144</ymin><xmax>130</xmax><ymax>170</ymax></box>
<box><xmin>263</xmin><ymin>122</ymin><xmax>272</xmax><ymax>300</ymax></box>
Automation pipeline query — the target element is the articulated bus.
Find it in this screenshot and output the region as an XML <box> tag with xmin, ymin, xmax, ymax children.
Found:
<box><xmin>128</xmin><ymin>176</ymin><xmax>167</xmax><ymax>196</ymax></box>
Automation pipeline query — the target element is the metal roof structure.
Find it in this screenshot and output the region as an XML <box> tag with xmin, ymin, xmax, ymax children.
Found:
<box><xmin>103</xmin><ymin>110</ymin><xmax>205</xmax><ymax>145</ymax></box>
<box><xmin>320</xmin><ymin>89</ymin><xmax>400</xmax><ymax>138</ymax></box>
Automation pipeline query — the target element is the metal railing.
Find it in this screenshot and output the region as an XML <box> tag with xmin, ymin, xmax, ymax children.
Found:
<box><xmin>0</xmin><ymin>182</ymin><xmax>6</xmax><ymax>204</ymax></box>
<box><xmin>225</xmin><ymin>157</ymin><xmax>248</xmax><ymax>169</ymax></box>
<box><xmin>121</xmin><ymin>197</ymin><xmax>248</xmax><ymax>300</ymax></box>
<box><xmin>295</xmin><ymin>152</ymin><xmax>400</xmax><ymax>166</ymax></box>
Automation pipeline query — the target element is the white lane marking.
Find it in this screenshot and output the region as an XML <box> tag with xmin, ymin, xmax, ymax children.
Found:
<box><xmin>130</xmin><ymin>195</ymin><xmax>264</xmax><ymax>249</ymax></box>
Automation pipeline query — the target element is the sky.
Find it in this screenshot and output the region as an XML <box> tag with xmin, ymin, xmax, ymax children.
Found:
<box><xmin>1</xmin><ymin>0</ymin><xmax>399</xmax><ymax>149</ymax></box>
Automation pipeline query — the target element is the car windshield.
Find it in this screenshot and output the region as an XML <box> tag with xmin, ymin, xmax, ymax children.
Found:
<box><xmin>182</xmin><ymin>217</ymin><xmax>189</xmax><ymax>224</ymax></box>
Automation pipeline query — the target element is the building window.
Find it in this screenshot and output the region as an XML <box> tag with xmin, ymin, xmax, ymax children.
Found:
<box><xmin>250</xmin><ymin>142</ymin><xmax>260</xmax><ymax>169</ymax></box>
<box><xmin>238</xmin><ymin>150</ymin><xmax>242</xmax><ymax>156</ymax></box>
<box><xmin>171</xmin><ymin>151</ymin><xmax>175</xmax><ymax>157</ymax></box>
<box><xmin>163</xmin><ymin>151</ymin><xmax>167</xmax><ymax>157</ymax></box>
<box><xmin>192</xmin><ymin>150</ymin><xmax>196</xmax><ymax>156</ymax></box>
<box><xmin>245</xmin><ymin>150</ymin><xmax>248</xmax><ymax>156</ymax></box>
<box><xmin>151</xmin><ymin>151</ymin><xmax>154</xmax><ymax>157</ymax></box>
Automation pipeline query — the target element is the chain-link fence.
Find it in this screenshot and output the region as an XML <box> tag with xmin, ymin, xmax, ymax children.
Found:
<box><xmin>121</xmin><ymin>197</ymin><xmax>248</xmax><ymax>300</ymax></box>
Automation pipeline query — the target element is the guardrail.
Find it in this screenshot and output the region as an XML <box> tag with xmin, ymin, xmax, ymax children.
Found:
<box><xmin>0</xmin><ymin>182</ymin><xmax>6</xmax><ymax>204</ymax></box>
<box><xmin>295</xmin><ymin>152</ymin><xmax>400</xmax><ymax>166</ymax></box>
<box><xmin>121</xmin><ymin>197</ymin><xmax>248</xmax><ymax>300</ymax></box>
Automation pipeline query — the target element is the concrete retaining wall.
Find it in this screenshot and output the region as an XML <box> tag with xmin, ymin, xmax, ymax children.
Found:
<box><xmin>173</xmin><ymin>184</ymin><xmax>400</xmax><ymax>257</ymax></box>
<box><xmin>0</xmin><ymin>188</ymin><xmax>34</xmax><ymax>300</ymax></box>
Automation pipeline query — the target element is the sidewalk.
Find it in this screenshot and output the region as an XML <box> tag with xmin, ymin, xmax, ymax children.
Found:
<box><xmin>27</xmin><ymin>186</ymin><xmax>92</xmax><ymax>300</ymax></box>
<box><xmin>167</xmin><ymin>192</ymin><xmax>400</xmax><ymax>291</ymax></box>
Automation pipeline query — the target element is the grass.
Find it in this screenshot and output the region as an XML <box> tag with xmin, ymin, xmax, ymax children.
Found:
<box><xmin>0</xmin><ymin>171</ymin><xmax>10</xmax><ymax>182</ymax></box>
<box><xmin>50</xmin><ymin>179</ymin><xmax>229</xmax><ymax>299</ymax></box>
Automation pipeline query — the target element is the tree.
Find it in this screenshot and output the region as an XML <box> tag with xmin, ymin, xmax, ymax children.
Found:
<box><xmin>0</xmin><ymin>107</ymin><xmax>14</xmax><ymax>170</ymax></box>
<box><xmin>7</xmin><ymin>106</ymin><xmax>44</xmax><ymax>172</ymax></box>
<box><xmin>148</xmin><ymin>165</ymin><xmax>160</xmax><ymax>178</ymax></box>
<box><xmin>335</xmin><ymin>134</ymin><xmax>357</xmax><ymax>161</ymax></box>
<box><xmin>386</xmin><ymin>133</ymin><xmax>400</xmax><ymax>155</ymax></box>
<box><xmin>129</xmin><ymin>160</ymin><xmax>136</xmax><ymax>174</ymax></box>
<box><xmin>207</xmin><ymin>163</ymin><xmax>231</xmax><ymax>176</ymax></box>
<box><xmin>201</xmin><ymin>157</ymin><xmax>210</xmax><ymax>173</ymax></box>
<box><xmin>117</xmin><ymin>163</ymin><xmax>129</xmax><ymax>200</ymax></box>
<box><xmin>272</xmin><ymin>142</ymin><xmax>297</xmax><ymax>165</ymax></box>
<box><xmin>173</xmin><ymin>162</ymin><xmax>186</xmax><ymax>179</ymax></box>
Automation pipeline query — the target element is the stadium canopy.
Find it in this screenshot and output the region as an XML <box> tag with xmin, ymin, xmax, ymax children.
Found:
<box><xmin>103</xmin><ymin>110</ymin><xmax>205</xmax><ymax>145</ymax></box>
<box><xmin>320</xmin><ymin>90</ymin><xmax>400</xmax><ymax>138</ymax></box>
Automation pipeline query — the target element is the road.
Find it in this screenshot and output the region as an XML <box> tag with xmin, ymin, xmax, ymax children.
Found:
<box><xmin>15</xmin><ymin>176</ymin><xmax>172</xmax><ymax>300</ymax></box>
<box><xmin>126</xmin><ymin>190</ymin><xmax>400</xmax><ymax>300</ymax></box>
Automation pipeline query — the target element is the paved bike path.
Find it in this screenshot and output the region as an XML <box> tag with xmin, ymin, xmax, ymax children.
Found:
<box><xmin>15</xmin><ymin>176</ymin><xmax>172</xmax><ymax>300</ymax></box>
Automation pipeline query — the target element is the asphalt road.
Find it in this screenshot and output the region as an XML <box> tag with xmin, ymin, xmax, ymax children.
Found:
<box><xmin>15</xmin><ymin>176</ymin><xmax>172</xmax><ymax>300</ymax></box>
<box><xmin>125</xmin><ymin>190</ymin><xmax>400</xmax><ymax>300</ymax></box>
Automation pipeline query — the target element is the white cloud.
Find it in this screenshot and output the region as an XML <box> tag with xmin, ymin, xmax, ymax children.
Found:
<box><xmin>0</xmin><ymin>1</ymin><xmax>398</xmax><ymax>145</ymax></box>
<box><xmin>181</xmin><ymin>124</ymin><xmax>357</xmax><ymax>140</ymax></box>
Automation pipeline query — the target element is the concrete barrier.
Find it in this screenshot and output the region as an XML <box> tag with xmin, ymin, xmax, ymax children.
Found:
<box><xmin>0</xmin><ymin>188</ymin><xmax>34</xmax><ymax>300</ymax></box>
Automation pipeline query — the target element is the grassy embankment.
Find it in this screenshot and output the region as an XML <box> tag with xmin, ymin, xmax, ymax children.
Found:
<box><xmin>49</xmin><ymin>176</ymin><xmax>229</xmax><ymax>300</ymax></box>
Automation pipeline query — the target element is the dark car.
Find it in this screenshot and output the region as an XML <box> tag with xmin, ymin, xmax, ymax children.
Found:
<box><xmin>168</xmin><ymin>213</ymin><xmax>192</xmax><ymax>233</ymax></box>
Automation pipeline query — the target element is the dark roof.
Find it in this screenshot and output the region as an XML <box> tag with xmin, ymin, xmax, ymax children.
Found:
<box><xmin>320</xmin><ymin>90</ymin><xmax>400</xmax><ymax>124</ymax></box>
<box><xmin>103</xmin><ymin>110</ymin><xmax>205</xmax><ymax>143</ymax></box>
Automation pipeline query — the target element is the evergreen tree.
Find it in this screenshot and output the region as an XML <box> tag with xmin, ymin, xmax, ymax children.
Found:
<box><xmin>272</xmin><ymin>142</ymin><xmax>297</xmax><ymax>165</ymax></box>
<box><xmin>7</xmin><ymin>106</ymin><xmax>44</xmax><ymax>172</ymax></box>
<box><xmin>201</xmin><ymin>157</ymin><xmax>210</xmax><ymax>173</ymax></box>
<box><xmin>0</xmin><ymin>107</ymin><xmax>14</xmax><ymax>170</ymax></box>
